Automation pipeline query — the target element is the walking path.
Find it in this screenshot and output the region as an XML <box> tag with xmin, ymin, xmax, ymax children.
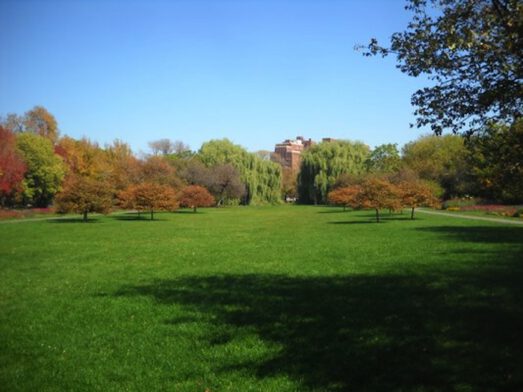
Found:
<box><xmin>416</xmin><ymin>208</ymin><xmax>523</xmax><ymax>226</ymax></box>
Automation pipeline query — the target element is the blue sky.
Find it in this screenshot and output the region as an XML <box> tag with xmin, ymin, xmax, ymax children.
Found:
<box><xmin>0</xmin><ymin>0</ymin><xmax>430</xmax><ymax>154</ymax></box>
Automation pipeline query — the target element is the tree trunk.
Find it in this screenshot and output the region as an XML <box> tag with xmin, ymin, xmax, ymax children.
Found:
<box><xmin>375</xmin><ymin>208</ymin><xmax>380</xmax><ymax>223</ymax></box>
<box><xmin>83</xmin><ymin>211</ymin><xmax>88</xmax><ymax>222</ymax></box>
<box><xmin>193</xmin><ymin>206</ymin><xmax>197</xmax><ymax>213</ymax></box>
<box><xmin>411</xmin><ymin>207</ymin><xmax>415</xmax><ymax>220</ymax></box>
<box><xmin>150</xmin><ymin>209</ymin><xmax>154</xmax><ymax>220</ymax></box>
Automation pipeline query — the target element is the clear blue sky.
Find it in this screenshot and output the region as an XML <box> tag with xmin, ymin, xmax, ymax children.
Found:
<box><xmin>0</xmin><ymin>0</ymin><xmax>429</xmax><ymax>154</ymax></box>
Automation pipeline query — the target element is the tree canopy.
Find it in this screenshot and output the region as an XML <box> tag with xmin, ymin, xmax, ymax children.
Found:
<box><xmin>362</xmin><ymin>0</ymin><xmax>522</xmax><ymax>135</ymax></box>
<box><xmin>16</xmin><ymin>133</ymin><xmax>65</xmax><ymax>207</ymax></box>
<box><xmin>198</xmin><ymin>139</ymin><xmax>281</xmax><ymax>205</ymax></box>
<box><xmin>297</xmin><ymin>140</ymin><xmax>370</xmax><ymax>204</ymax></box>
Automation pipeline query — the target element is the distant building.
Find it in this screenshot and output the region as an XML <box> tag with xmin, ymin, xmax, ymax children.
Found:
<box><xmin>271</xmin><ymin>136</ymin><xmax>313</xmax><ymax>172</ymax></box>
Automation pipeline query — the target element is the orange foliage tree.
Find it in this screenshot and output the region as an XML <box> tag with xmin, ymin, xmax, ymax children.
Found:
<box><xmin>178</xmin><ymin>185</ymin><xmax>215</xmax><ymax>212</ymax></box>
<box><xmin>55</xmin><ymin>176</ymin><xmax>113</xmax><ymax>221</ymax></box>
<box><xmin>118</xmin><ymin>183</ymin><xmax>178</xmax><ymax>220</ymax></box>
<box><xmin>357</xmin><ymin>178</ymin><xmax>401</xmax><ymax>223</ymax></box>
<box><xmin>399</xmin><ymin>180</ymin><xmax>439</xmax><ymax>219</ymax></box>
<box><xmin>327</xmin><ymin>185</ymin><xmax>363</xmax><ymax>211</ymax></box>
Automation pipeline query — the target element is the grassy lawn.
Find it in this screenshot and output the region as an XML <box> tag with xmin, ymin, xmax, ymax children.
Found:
<box><xmin>1</xmin><ymin>205</ymin><xmax>522</xmax><ymax>391</ymax></box>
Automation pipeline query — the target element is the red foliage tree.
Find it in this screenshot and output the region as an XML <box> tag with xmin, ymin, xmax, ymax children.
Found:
<box><xmin>178</xmin><ymin>185</ymin><xmax>215</xmax><ymax>212</ymax></box>
<box><xmin>0</xmin><ymin>126</ymin><xmax>26</xmax><ymax>205</ymax></box>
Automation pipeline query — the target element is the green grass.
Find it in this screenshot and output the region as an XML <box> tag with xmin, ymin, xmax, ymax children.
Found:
<box><xmin>1</xmin><ymin>205</ymin><xmax>522</xmax><ymax>391</ymax></box>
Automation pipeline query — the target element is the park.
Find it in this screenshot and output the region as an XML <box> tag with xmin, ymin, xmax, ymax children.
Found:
<box><xmin>1</xmin><ymin>0</ymin><xmax>522</xmax><ymax>391</ymax></box>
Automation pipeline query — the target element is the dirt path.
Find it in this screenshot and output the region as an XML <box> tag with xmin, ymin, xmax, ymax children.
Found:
<box><xmin>416</xmin><ymin>208</ymin><xmax>523</xmax><ymax>226</ymax></box>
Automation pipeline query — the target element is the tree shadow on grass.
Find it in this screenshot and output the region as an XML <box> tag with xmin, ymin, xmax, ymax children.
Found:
<box><xmin>329</xmin><ymin>215</ymin><xmax>413</xmax><ymax>225</ymax></box>
<box><xmin>114</xmin><ymin>230</ymin><xmax>523</xmax><ymax>391</ymax></box>
<box><xmin>415</xmin><ymin>225</ymin><xmax>523</xmax><ymax>244</ymax></box>
<box><xmin>47</xmin><ymin>217</ymin><xmax>101</xmax><ymax>223</ymax></box>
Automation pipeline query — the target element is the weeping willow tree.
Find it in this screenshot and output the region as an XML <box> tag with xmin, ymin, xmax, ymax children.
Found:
<box><xmin>198</xmin><ymin>139</ymin><xmax>281</xmax><ymax>205</ymax></box>
<box><xmin>298</xmin><ymin>140</ymin><xmax>370</xmax><ymax>204</ymax></box>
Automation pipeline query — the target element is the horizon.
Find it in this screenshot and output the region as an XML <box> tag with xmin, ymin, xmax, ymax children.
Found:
<box><xmin>1</xmin><ymin>0</ymin><xmax>431</xmax><ymax>154</ymax></box>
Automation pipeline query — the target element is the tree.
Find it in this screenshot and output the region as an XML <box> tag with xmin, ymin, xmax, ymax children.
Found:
<box><xmin>199</xmin><ymin>139</ymin><xmax>281</xmax><ymax>205</ymax></box>
<box><xmin>148</xmin><ymin>138</ymin><xmax>175</xmax><ymax>156</ymax></box>
<box><xmin>178</xmin><ymin>185</ymin><xmax>215</xmax><ymax>212</ymax></box>
<box><xmin>24</xmin><ymin>106</ymin><xmax>59</xmax><ymax>143</ymax></box>
<box><xmin>55</xmin><ymin>137</ymin><xmax>107</xmax><ymax>180</ymax></box>
<box><xmin>327</xmin><ymin>186</ymin><xmax>363</xmax><ymax>211</ymax></box>
<box><xmin>398</xmin><ymin>180</ymin><xmax>439</xmax><ymax>219</ymax></box>
<box><xmin>208</xmin><ymin>164</ymin><xmax>246</xmax><ymax>206</ymax></box>
<box><xmin>366</xmin><ymin>143</ymin><xmax>401</xmax><ymax>174</ymax></box>
<box><xmin>140</xmin><ymin>156</ymin><xmax>183</xmax><ymax>188</ymax></box>
<box><xmin>358</xmin><ymin>178</ymin><xmax>401</xmax><ymax>223</ymax></box>
<box><xmin>55</xmin><ymin>176</ymin><xmax>113</xmax><ymax>221</ymax></box>
<box><xmin>0</xmin><ymin>126</ymin><xmax>26</xmax><ymax>206</ymax></box>
<box><xmin>281</xmin><ymin>167</ymin><xmax>297</xmax><ymax>201</ymax></box>
<box><xmin>16</xmin><ymin>133</ymin><xmax>65</xmax><ymax>207</ymax></box>
<box><xmin>402</xmin><ymin>134</ymin><xmax>470</xmax><ymax>198</ymax></box>
<box><xmin>297</xmin><ymin>140</ymin><xmax>370</xmax><ymax>204</ymax></box>
<box><xmin>0</xmin><ymin>113</ymin><xmax>24</xmax><ymax>133</ymax></box>
<box><xmin>361</xmin><ymin>0</ymin><xmax>522</xmax><ymax>135</ymax></box>
<box><xmin>465</xmin><ymin>119</ymin><xmax>523</xmax><ymax>203</ymax></box>
<box><xmin>118</xmin><ymin>183</ymin><xmax>178</xmax><ymax>220</ymax></box>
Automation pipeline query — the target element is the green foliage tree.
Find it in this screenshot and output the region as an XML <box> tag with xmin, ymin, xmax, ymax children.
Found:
<box><xmin>198</xmin><ymin>139</ymin><xmax>281</xmax><ymax>205</ymax></box>
<box><xmin>16</xmin><ymin>133</ymin><xmax>65</xmax><ymax>207</ymax></box>
<box><xmin>402</xmin><ymin>134</ymin><xmax>470</xmax><ymax>198</ymax></box>
<box><xmin>55</xmin><ymin>176</ymin><xmax>113</xmax><ymax>221</ymax></box>
<box><xmin>366</xmin><ymin>143</ymin><xmax>401</xmax><ymax>174</ymax></box>
<box><xmin>465</xmin><ymin>119</ymin><xmax>523</xmax><ymax>203</ymax></box>
<box><xmin>361</xmin><ymin>0</ymin><xmax>522</xmax><ymax>135</ymax></box>
<box><xmin>297</xmin><ymin>140</ymin><xmax>370</xmax><ymax>204</ymax></box>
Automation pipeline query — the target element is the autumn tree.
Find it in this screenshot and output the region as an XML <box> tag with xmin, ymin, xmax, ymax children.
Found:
<box><xmin>0</xmin><ymin>126</ymin><xmax>26</xmax><ymax>206</ymax></box>
<box><xmin>55</xmin><ymin>137</ymin><xmax>107</xmax><ymax>180</ymax></box>
<box><xmin>140</xmin><ymin>156</ymin><xmax>182</xmax><ymax>188</ymax></box>
<box><xmin>178</xmin><ymin>185</ymin><xmax>215</xmax><ymax>212</ymax></box>
<box><xmin>16</xmin><ymin>133</ymin><xmax>65</xmax><ymax>207</ymax></box>
<box><xmin>24</xmin><ymin>106</ymin><xmax>59</xmax><ymax>143</ymax></box>
<box><xmin>119</xmin><ymin>183</ymin><xmax>179</xmax><ymax>220</ymax></box>
<box><xmin>358</xmin><ymin>178</ymin><xmax>401</xmax><ymax>223</ymax></box>
<box><xmin>398</xmin><ymin>180</ymin><xmax>439</xmax><ymax>219</ymax></box>
<box><xmin>55</xmin><ymin>176</ymin><xmax>113</xmax><ymax>221</ymax></box>
<box><xmin>327</xmin><ymin>186</ymin><xmax>363</xmax><ymax>211</ymax></box>
<box><xmin>104</xmin><ymin>139</ymin><xmax>141</xmax><ymax>191</ymax></box>
<box><xmin>362</xmin><ymin>0</ymin><xmax>522</xmax><ymax>135</ymax></box>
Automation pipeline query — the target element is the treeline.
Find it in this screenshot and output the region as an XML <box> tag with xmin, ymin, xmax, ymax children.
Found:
<box><xmin>2</xmin><ymin>106</ymin><xmax>521</xmax><ymax>215</ymax></box>
<box><xmin>0</xmin><ymin>106</ymin><xmax>282</xmax><ymax>216</ymax></box>
<box><xmin>297</xmin><ymin>121</ymin><xmax>523</xmax><ymax>205</ymax></box>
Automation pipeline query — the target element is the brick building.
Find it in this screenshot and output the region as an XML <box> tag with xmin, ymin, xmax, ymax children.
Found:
<box><xmin>271</xmin><ymin>136</ymin><xmax>313</xmax><ymax>172</ymax></box>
